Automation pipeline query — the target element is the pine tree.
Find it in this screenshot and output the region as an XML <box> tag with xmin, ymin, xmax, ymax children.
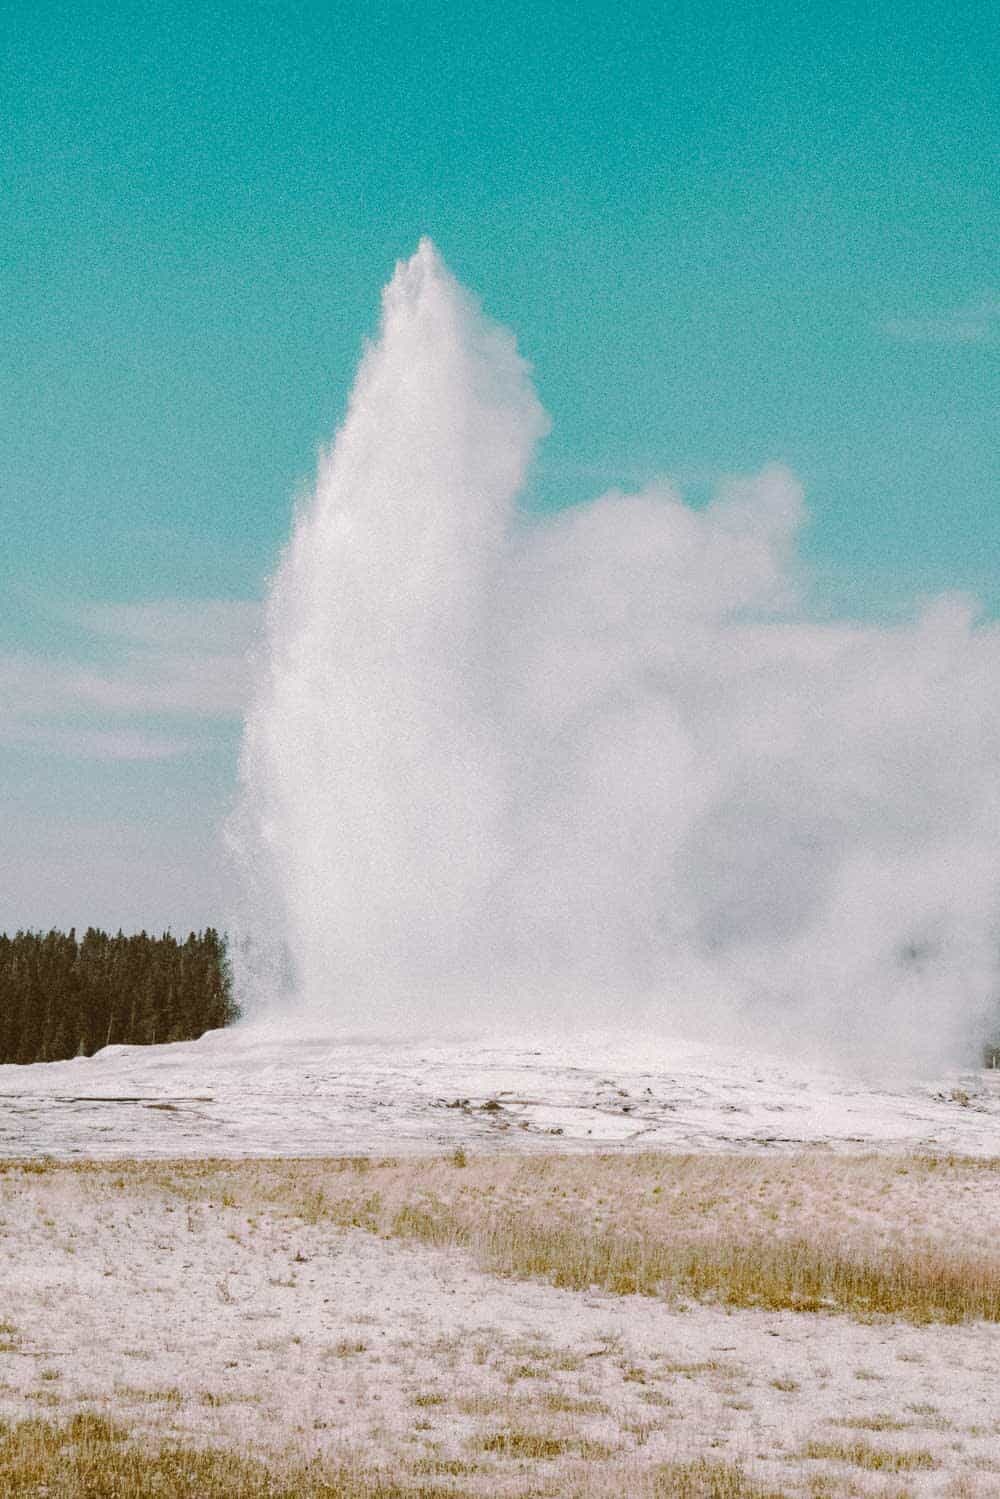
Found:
<box><xmin>0</xmin><ymin>928</ymin><xmax>240</xmax><ymax>1063</ymax></box>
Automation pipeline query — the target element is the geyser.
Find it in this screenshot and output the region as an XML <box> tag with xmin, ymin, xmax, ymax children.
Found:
<box><xmin>235</xmin><ymin>240</ymin><xmax>1000</xmax><ymax>1068</ymax></box>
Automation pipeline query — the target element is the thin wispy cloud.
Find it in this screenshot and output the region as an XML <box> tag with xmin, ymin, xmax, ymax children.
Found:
<box><xmin>880</xmin><ymin>297</ymin><xmax>999</xmax><ymax>345</ymax></box>
<box><xmin>0</xmin><ymin>599</ymin><xmax>260</xmax><ymax>760</ymax></box>
<box><xmin>0</xmin><ymin>722</ymin><xmax>194</xmax><ymax>762</ymax></box>
<box><xmin>75</xmin><ymin>600</ymin><xmax>261</xmax><ymax>655</ymax></box>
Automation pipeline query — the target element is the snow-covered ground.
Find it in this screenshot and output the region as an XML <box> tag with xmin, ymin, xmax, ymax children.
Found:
<box><xmin>1</xmin><ymin>1160</ymin><xmax>998</xmax><ymax>1496</ymax></box>
<box><xmin>2</xmin><ymin>1031</ymin><xmax>998</xmax><ymax>1493</ymax></box>
<box><xmin>0</xmin><ymin>1024</ymin><xmax>998</xmax><ymax>1159</ymax></box>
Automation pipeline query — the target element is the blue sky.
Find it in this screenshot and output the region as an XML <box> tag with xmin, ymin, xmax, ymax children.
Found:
<box><xmin>2</xmin><ymin>0</ymin><xmax>997</xmax><ymax>933</ymax></box>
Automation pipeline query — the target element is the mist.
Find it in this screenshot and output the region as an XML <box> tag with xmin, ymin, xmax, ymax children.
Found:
<box><xmin>232</xmin><ymin>241</ymin><xmax>1000</xmax><ymax>1071</ymax></box>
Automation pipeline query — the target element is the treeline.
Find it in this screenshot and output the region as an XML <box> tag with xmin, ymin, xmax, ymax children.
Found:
<box><xmin>0</xmin><ymin>928</ymin><xmax>238</xmax><ymax>1066</ymax></box>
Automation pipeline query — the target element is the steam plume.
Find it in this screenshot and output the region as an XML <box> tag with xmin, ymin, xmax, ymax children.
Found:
<box><xmin>234</xmin><ymin>241</ymin><xmax>1000</xmax><ymax>1069</ymax></box>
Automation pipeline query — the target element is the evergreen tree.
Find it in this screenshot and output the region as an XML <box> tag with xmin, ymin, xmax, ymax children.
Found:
<box><xmin>0</xmin><ymin>929</ymin><xmax>239</xmax><ymax>1064</ymax></box>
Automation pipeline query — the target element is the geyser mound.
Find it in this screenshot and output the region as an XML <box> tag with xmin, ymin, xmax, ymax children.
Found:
<box><xmin>233</xmin><ymin>240</ymin><xmax>1000</xmax><ymax>1069</ymax></box>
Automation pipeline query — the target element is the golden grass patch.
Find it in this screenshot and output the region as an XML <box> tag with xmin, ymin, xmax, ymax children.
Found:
<box><xmin>0</xmin><ymin>1414</ymin><xmax>465</xmax><ymax>1497</ymax></box>
<box><xmin>9</xmin><ymin>1151</ymin><xmax>1000</xmax><ymax>1325</ymax></box>
<box><xmin>0</xmin><ymin>1413</ymin><xmax>814</xmax><ymax>1498</ymax></box>
<box><xmin>830</xmin><ymin>1415</ymin><xmax>909</xmax><ymax>1433</ymax></box>
<box><xmin>648</xmin><ymin>1461</ymin><xmax>790</xmax><ymax>1498</ymax></box>
<box><xmin>803</xmin><ymin>1438</ymin><xmax>938</xmax><ymax>1471</ymax></box>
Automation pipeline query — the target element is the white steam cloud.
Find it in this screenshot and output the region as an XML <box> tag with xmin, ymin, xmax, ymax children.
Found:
<box><xmin>233</xmin><ymin>241</ymin><xmax>1000</xmax><ymax>1070</ymax></box>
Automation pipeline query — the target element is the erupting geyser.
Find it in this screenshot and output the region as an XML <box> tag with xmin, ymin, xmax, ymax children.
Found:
<box><xmin>234</xmin><ymin>240</ymin><xmax>1000</xmax><ymax>1068</ymax></box>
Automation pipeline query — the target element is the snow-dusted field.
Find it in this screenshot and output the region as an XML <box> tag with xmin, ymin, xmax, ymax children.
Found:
<box><xmin>1</xmin><ymin>1156</ymin><xmax>999</xmax><ymax>1496</ymax></box>
<box><xmin>2</xmin><ymin>1029</ymin><xmax>999</xmax><ymax>1494</ymax></box>
<box><xmin>1</xmin><ymin>1024</ymin><xmax>998</xmax><ymax>1159</ymax></box>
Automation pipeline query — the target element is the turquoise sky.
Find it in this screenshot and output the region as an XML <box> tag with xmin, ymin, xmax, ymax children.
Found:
<box><xmin>2</xmin><ymin>0</ymin><xmax>997</xmax><ymax>932</ymax></box>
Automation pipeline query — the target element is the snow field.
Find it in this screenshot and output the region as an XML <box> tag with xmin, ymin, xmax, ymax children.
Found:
<box><xmin>0</xmin><ymin>1156</ymin><xmax>998</xmax><ymax>1496</ymax></box>
<box><xmin>1</xmin><ymin>1027</ymin><xmax>999</xmax><ymax>1160</ymax></box>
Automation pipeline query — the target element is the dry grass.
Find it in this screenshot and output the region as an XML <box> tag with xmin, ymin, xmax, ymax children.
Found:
<box><xmin>829</xmin><ymin>1415</ymin><xmax>910</xmax><ymax>1433</ymax></box>
<box><xmin>442</xmin><ymin>1212</ymin><xmax>1000</xmax><ymax>1321</ymax></box>
<box><xmin>648</xmin><ymin>1463</ymin><xmax>790</xmax><ymax>1499</ymax></box>
<box><xmin>0</xmin><ymin>1414</ymin><xmax>462</xmax><ymax>1497</ymax></box>
<box><xmin>346</xmin><ymin>1153</ymin><xmax>999</xmax><ymax>1322</ymax></box>
<box><xmin>802</xmin><ymin>1438</ymin><xmax>938</xmax><ymax>1472</ymax></box>
<box><xmin>479</xmin><ymin>1429</ymin><xmax>577</xmax><ymax>1459</ymax></box>
<box><xmin>0</xmin><ymin>1415</ymin><xmax>791</xmax><ymax>1498</ymax></box>
<box><xmin>9</xmin><ymin>1152</ymin><xmax>999</xmax><ymax>1324</ymax></box>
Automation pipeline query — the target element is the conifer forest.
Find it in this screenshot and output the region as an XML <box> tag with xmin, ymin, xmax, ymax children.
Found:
<box><xmin>0</xmin><ymin>928</ymin><xmax>237</xmax><ymax>1065</ymax></box>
